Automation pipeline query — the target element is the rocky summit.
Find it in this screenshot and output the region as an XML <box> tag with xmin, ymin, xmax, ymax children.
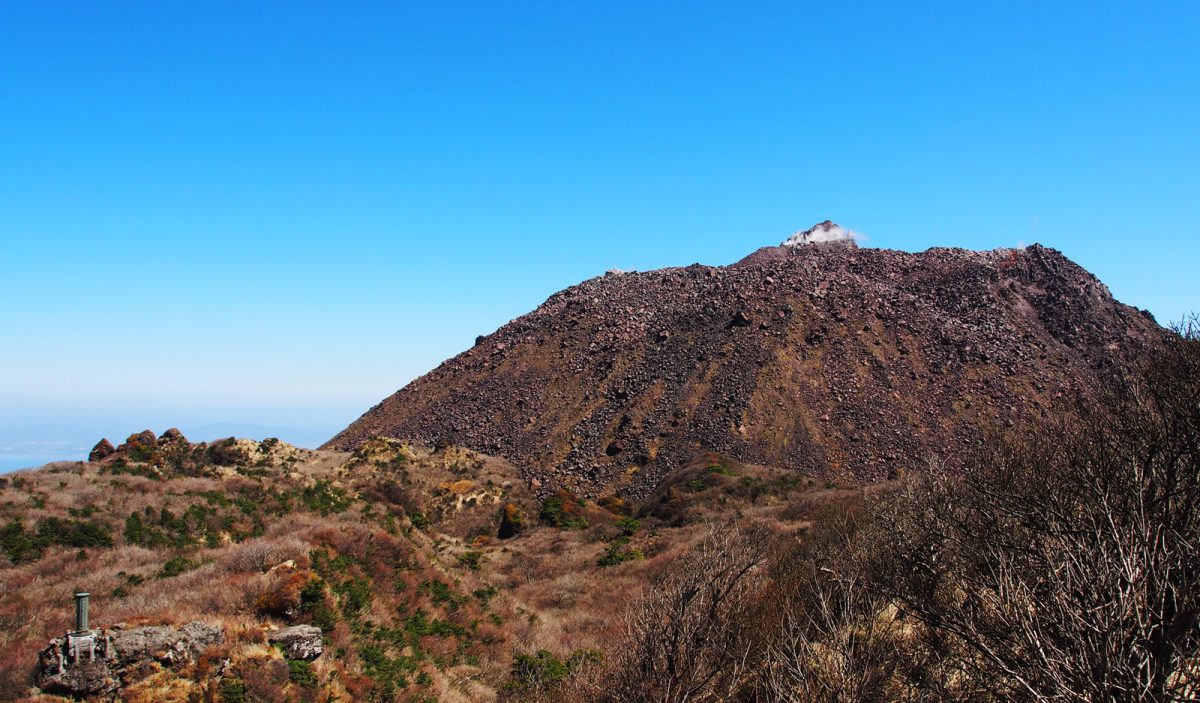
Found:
<box><xmin>326</xmin><ymin>227</ymin><xmax>1164</xmax><ymax>498</ymax></box>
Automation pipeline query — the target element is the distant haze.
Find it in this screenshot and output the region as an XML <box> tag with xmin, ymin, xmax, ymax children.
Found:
<box><xmin>0</xmin><ymin>396</ymin><xmax>373</xmax><ymax>473</ymax></box>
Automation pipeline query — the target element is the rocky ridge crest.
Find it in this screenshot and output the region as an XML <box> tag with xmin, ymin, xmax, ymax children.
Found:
<box><xmin>89</xmin><ymin>429</ymin><xmax>305</xmax><ymax>478</ymax></box>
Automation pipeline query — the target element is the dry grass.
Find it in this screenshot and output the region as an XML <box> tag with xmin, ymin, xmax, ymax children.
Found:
<box><xmin>0</xmin><ymin>441</ymin><xmax>828</xmax><ymax>702</ymax></box>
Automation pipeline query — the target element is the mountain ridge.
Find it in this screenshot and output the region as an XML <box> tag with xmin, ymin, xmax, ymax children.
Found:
<box><xmin>325</xmin><ymin>235</ymin><xmax>1163</xmax><ymax>497</ymax></box>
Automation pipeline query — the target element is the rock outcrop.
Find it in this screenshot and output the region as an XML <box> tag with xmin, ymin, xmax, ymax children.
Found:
<box><xmin>36</xmin><ymin>621</ymin><xmax>223</xmax><ymax>698</ymax></box>
<box><xmin>118</xmin><ymin>430</ymin><xmax>158</xmax><ymax>454</ymax></box>
<box><xmin>87</xmin><ymin>431</ymin><xmax>305</xmax><ymax>478</ymax></box>
<box><xmin>267</xmin><ymin>625</ymin><xmax>323</xmax><ymax>661</ymax></box>
<box><xmin>88</xmin><ymin>438</ymin><xmax>115</xmax><ymax>462</ymax></box>
<box><xmin>326</xmin><ymin>234</ymin><xmax>1164</xmax><ymax>497</ymax></box>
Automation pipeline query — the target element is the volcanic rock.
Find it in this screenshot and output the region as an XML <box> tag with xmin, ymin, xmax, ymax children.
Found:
<box><xmin>159</xmin><ymin>427</ymin><xmax>188</xmax><ymax>446</ymax></box>
<box><xmin>267</xmin><ymin>625</ymin><xmax>323</xmax><ymax>660</ymax></box>
<box><xmin>88</xmin><ymin>439</ymin><xmax>115</xmax><ymax>463</ymax></box>
<box><xmin>126</xmin><ymin>430</ymin><xmax>157</xmax><ymax>447</ymax></box>
<box><xmin>325</xmin><ymin>236</ymin><xmax>1164</xmax><ymax>497</ymax></box>
<box><xmin>36</xmin><ymin>622</ymin><xmax>222</xmax><ymax>698</ymax></box>
<box><xmin>85</xmin><ymin>430</ymin><xmax>304</xmax><ymax>479</ymax></box>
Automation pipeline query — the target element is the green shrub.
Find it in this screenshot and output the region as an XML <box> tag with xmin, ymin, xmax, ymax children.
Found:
<box><xmin>1</xmin><ymin>516</ymin><xmax>118</xmax><ymax>563</ymax></box>
<box><xmin>287</xmin><ymin>660</ymin><xmax>317</xmax><ymax>688</ymax></box>
<box><xmin>300</xmin><ymin>480</ymin><xmax>351</xmax><ymax>516</ymax></box>
<box><xmin>617</xmin><ymin>516</ymin><xmax>640</xmax><ymax>536</ymax></box>
<box><xmin>404</xmin><ymin>610</ymin><xmax>464</xmax><ymax>638</ymax></box>
<box><xmin>219</xmin><ymin>677</ymin><xmax>249</xmax><ymax>703</ymax></box>
<box><xmin>157</xmin><ymin>555</ymin><xmax>199</xmax><ymax>578</ymax></box>
<box><xmin>503</xmin><ymin>649</ymin><xmax>602</xmax><ymax>694</ymax></box>
<box><xmin>300</xmin><ymin>578</ymin><xmax>339</xmax><ymax>630</ymax></box>
<box><xmin>539</xmin><ymin>493</ymin><xmax>589</xmax><ymax>530</ymax></box>
<box><xmin>419</xmin><ymin>579</ymin><xmax>462</xmax><ymax>610</ymax></box>
<box><xmin>473</xmin><ymin>586</ymin><xmax>498</xmax><ymax>607</ymax></box>
<box><xmin>36</xmin><ymin>517</ymin><xmax>113</xmax><ymax>548</ymax></box>
<box><xmin>123</xmin><ymin>512</ymin><xmax>163</xmax><ymax>547</ymax></box>
<box><xmin>358</xmin><ymin>642</ymin><xmax>418</xmax><ymax>696</ymax></box>
<box><xmin>0</xmin><ymin>519</ymin><xmax>44</xmax><ymax>563</ymax></box>
<box><xmin>597</xmin><ymin>543</ymin><xmax>644</xmax><ymax>568</ymax></box>
<box><xmin>112</xmin><ymin>571</ymin><xmax>146</xmax><ymax>598</ymax></box>
<box><xmin>458</xmin><ymin>550</ymin><xmax>484</xmax><ymax>570</ymax></box>
<box><xmin>335</xmin><ymin>577</ymin><xmax>372</xmax><ymax>616</ymax></box>
<box><xmin>734</xmin><ymin>475</ymin><xmax>769</xmax><ymax>503</ymax></box>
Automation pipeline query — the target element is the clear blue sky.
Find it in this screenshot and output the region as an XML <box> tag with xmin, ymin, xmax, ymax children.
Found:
<box><xmin>1</xmin><ymin>2</ymin><xmax>1197</xmax><ymax>463</ymax></box>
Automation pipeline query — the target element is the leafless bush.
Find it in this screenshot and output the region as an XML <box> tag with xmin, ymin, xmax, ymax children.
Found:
<box><xmin>218</xmin><ymin>536</ymin><xmax>309</xmax><ymax>574</ymax></box>
<box><xmin>603</xmin><ymin>522</ymin><xmax>775</xmax><ymax>703</ymax></box>
<box><xmin>873</xmin><ymin>322</ymin><xmax>1200</xmax><ymax>702</ymax></box>
<box><xmin>761</xmin><ymin>501</ymin><xmax>910</xmax><ymax>703</ymax></box>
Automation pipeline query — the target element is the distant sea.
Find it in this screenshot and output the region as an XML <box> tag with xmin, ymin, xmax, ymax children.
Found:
<box><xmin>0</xmin><ymin>422</ymin><xmax>336</xmax><ymax>475</ymax></box>
<box><xmin>0</xmin><ymin>453</ymin><xmax>82</xmax><ymax>474</ymax></box>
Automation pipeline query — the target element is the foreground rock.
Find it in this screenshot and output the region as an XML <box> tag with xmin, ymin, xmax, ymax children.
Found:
<box><xmin>36</xmin><ymin>621</ymin><xmax>223</xmax><ymax>698</ymax></box>
<box><xmin>267</xmin><ymin>625</ymin><xmax>323</xmax><ymax>660</ymax></box>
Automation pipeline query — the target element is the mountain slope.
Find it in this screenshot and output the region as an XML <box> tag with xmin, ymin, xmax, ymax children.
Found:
<box><xmin>326</xmin><ymin>231</ymin><xmax>1163</xmax><ymax>497</ymax></box>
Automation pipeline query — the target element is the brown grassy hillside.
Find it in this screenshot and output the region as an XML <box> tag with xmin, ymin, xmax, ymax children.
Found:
<box><xmin>0</xmin><ymin>434</ymin><xmax>837</xmax><ymax>702</ymax></box>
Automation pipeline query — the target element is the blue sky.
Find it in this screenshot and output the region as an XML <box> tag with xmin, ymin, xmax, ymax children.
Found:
<box><xmin>1</xmin><ymin>2</ymin><xmax>1197</xmax><ymax>464</ymax></box>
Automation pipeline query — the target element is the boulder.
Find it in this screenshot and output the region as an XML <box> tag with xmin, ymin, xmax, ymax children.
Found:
<box><xmin>107</xmin><ymin>621</ymin><xmax>223</xmax><ymax>667</ymax></box>
<box><xmin>36</xmin><ymin>622</ymin><xmax>222</xmax><ymax>698</ymax></box>
<box><xmin>123</xmin><ymin>430</ymin><xmax>158</xmax><ymax>450</ymax></box>
<box><xmin>88</xmin><ymin>439</ymin><xmax>115</xmax><ymax>462</ymax></box>
<box><xmin>267</xmin><ymin>625</ymin><xmax>323</xmax><ymax>660</ymax></box>
<box><xmin>159</xmin><ymin>427</ymin><xmax>188</xmax><ymax>445</ymax></box>
<box><xmin>207</xmin><ymin>436</ymin><xmax>298</xmax><ymax>467</ymax></box>
<box><xmin>36</xmin><ymin>655</ymin><xmax>118</xmax><ymax>698</ymax></box>
<box><xmin>206</xmin><ymin>437</ymin><xmax>255</xmax><ymax>466</ymax></box>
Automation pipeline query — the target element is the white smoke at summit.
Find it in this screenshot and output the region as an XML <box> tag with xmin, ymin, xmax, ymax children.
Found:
<box><xmin>782</xmin><ymin>220</ymin><xmax>860</xmax><ymax>246</ymax></box>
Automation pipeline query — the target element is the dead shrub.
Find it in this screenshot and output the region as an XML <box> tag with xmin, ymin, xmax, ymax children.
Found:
<box><xmin>219</xmin><ymin>537</ymin><xmax>308</xmax><ymax>574</ymax></box>
<box><xmin>238</xmin><ymin>656</ymin><xmax>291</xmax><ymax>702</ymax></box>
<box><xmin>872</xmin><ymin>322</ymin><xmax>1200</xmax><ymax>701</ymax></box>
<box><xmin>254</xmin><ymin>569</ymin><xmax>310</xmax><ymax>621</ymax></box>
<box><xmin>604</xmin><ymin>522</ymin><xmax>776</xmax><ymax>703</ymax></box>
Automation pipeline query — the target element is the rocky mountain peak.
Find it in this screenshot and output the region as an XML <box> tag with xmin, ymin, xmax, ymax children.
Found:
<box><xmin>326</xmin><ymin>236</ymin><xmax>1164</xmax><ymax>498</ymax></box>
<box><xmin>781</xmin><ymin>220</ymin><xmax>858</xmax><ymax>247</ymax></box>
